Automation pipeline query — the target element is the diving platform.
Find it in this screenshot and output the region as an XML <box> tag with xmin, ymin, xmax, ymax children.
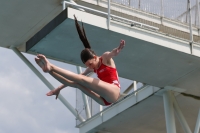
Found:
<box><xmin>1</xmin><ymin>0</ymin><xmax>200</xmax><ymax>133</ymax></box>
<box><xmin>27</xmin><ymin>7</ymin><xmax>200</xmax><ymax>89</ymax></box>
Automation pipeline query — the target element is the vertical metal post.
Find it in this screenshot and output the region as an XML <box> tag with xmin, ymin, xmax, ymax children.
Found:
<box><xmin>11</xmin><ymin>47</ymin><xmax>85</xmax><ymax>122</ymax></box>
<box><xmin>139</xmin><ymin>0</ymin><xmax>141</xmax><ymax>9</ymax></box>
<box><xmin>97</xmin><ymin>0</ymin><xmax>100</xmax><ymax>6</ymax></box>
<box><xmin>76</xmin><ymin>66</ymin><xmax>91</xmax><ymax>119</ymax></box>
<box><xmin>196</xmin><ymin>0</ymin><xmax>200</xmax><ymax>35</ymax></box>
<box><xmin>100</xmin><ymin>105</ymin><xmax>103</xmax><ymax>112</ymax></box>
<box><xmin>63</xmin><ymin>1</ymin><xmax>66</xmax><ymax>10</ymax></box>
<box><xmin>186</xmin><ymin>1</ymin><xmax>189</xmax><ymax>23</ymax></box>
<box><xmin>195</xmin><ymin>0</ymin><xmax>200</xmax><ymax>27</ymax></box>
<box><xmin>133</xmin><ymin>81</ymin><xmax>137</xmax><ymax>96</ymax></box>
<box><xmin>108</xmin><ymin>0</ymin><xmax>111</xmax><ymax>30</ymax></box>
<box><xmin>161</xmin><ymin>0</ymin><xmax>164</xmax><ymax>24</ymax></box>
<box><xmin>188</xmin><ymin>0</ymin><xmax>194</xmax><ymax>54</ymax></box>
<box><xmin>195</xmin><ymin>0</ymin><xmax>198</xmax><ymax>25</ymax></box>
<box><xmin>194</xmin><ymin>109</ymin><xmax>200</xmax><ymax>133</ymax></box>
<box><xmin>172</xmin><ymin>95</ymin><xmax>192</xmax><ymax>133</ymax></box>
<box><xmin>133</xmin><ymin>81</ymin><xmax>137</xmax><ymax>91</ymax></box>
<box><xmin>163</xmin><ymin>91</ymin><xmax>176</xmax><ymax>133</ymax></box>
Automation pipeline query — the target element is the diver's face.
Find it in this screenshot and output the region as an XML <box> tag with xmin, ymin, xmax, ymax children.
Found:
<box><xmin>85</xmin><ymin>56</ymin><xmax>98</xmax><ymax>69</ymax></box>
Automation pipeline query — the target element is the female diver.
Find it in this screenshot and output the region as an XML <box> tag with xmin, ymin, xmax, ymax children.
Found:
<box><xmin>35</xmin><ymin>15</ymin><xmax>125</xmax><ymax>106</ymax></box>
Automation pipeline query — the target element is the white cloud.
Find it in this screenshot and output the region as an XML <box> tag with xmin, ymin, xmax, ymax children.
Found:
<box><xmin>0</xmin><ymin>48</ymin><xmax>79</xmax><ymax>133</ymax></box>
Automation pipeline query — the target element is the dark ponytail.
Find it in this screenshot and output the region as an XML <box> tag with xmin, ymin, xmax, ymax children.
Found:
<box><xmin>74</xmin><ymin>15</ymin><xmax>96</xmax><ymax>64</ymax></box>
<box><xmin>74</xmin><ymin>15</ymin><xmax>91</xmax><ymax>49</ymax></box>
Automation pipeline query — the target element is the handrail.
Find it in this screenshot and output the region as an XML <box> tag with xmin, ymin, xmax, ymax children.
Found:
<box><xmin>76</xmin><ymin>84</ymin><xmax>155</xmax><ymax>127</ymax></box>
<box><xmin>63</xmin><ymin>1</ymin><xmax>159</xmax><ymax>31</ymax></box>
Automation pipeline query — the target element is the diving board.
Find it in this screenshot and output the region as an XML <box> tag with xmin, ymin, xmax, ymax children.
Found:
<box><xmin>27</xmin><ymin>7</ymin><xmax>200</xmax><ymax>90</ymax></box>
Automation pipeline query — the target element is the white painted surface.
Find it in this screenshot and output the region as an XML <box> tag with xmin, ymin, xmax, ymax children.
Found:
<box><xmin>194</xmin><ymin>109</ymin><xmax>200</xmax><ymax>133</ymax></box>
<box><xmin>68</xmin><ymin>8</ymin><xmax>108</xmax><ymax>29</ymax></box>
<box><xmin>163</xmin><ymin>91</ymin><xmax>176</xmax><ymax>133</ymax></box>
<box><xmin>68</xmin><ymin>7</ymin><xmax>196</xmax><ymax>55</ymax></box>
<box><xmin>78</xmin><ymin>85</ymin><xmax>158</xmax><ymax>133</ymax></box>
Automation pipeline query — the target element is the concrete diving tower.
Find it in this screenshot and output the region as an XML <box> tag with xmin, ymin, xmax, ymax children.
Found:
<box><xmin>1</xmin><ymin>1</ymin><xmax>200</xmax><ymax>133</ymax></box>
<box><xmin>27</xmin><ymin>5</ymin><xmax>200</xmax><ymax>133</ymax></box>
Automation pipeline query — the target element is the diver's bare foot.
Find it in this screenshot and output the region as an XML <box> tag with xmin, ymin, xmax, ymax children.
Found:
<box><xmin>46</xmin><ymin>88</ymin><xmax>61</xmax><ymax>99</ymax></box>
<box><xmin>37</xmin><ymin>54</ymin><xmax>52</xmax><ymax>72</ymax></box>
<box><xmin>35</xmin><ymin>57</ymin><xmax>45</xmax><ymax>71</ymax></box>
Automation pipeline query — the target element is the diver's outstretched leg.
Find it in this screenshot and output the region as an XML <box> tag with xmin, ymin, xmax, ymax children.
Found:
<box><xmin>37</xmin><ymin>54</ymin><xmax>120</xmax><ymax>103</ymax></box>
<box><xmin>47</xmin><ymin>71</ymin><xmax>105</xmax><ymax>105</ymax></box>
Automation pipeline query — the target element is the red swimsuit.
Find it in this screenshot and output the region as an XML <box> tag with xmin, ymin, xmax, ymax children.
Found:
<box><xmin>94</xmin><ymin>57</ymin><xmax>120</xmax><ymax>106</ymax></box>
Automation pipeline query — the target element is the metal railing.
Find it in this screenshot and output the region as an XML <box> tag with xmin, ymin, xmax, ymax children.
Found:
<box><xmin>63</xmin><ymin>1</ymin><xmax>159</xmax><ymax>31</ymax></box>
<box><xmin>111</xmin><ymin>0</ymin><xmax>200</xmax><ymax>28</ymax></box>
<box><xmin>107</xmin><ymin>0</ymin><xmax>198</xmax><ymax>53</ymax></box>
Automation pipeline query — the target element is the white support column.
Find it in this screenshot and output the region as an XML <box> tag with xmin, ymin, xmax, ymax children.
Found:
<box><xmin>194</xmin><ymin>109</ymin><xmax>200</xmax><ymax>133</ymax></box>
<box><xmin>133</xmin><ymin>81</ymin><xmax>137</xmax><ymax>96</ymax></box>
<box><xmin>12</xmin><ymin>47</ymin><xmax>85</xmax><ymax>122</ymax></box>
<box><xmin>172</xmin><ymin>95</ymin><xmax>192</xmax><ymax>133</ymax></box>
<box><xmin>163</xmin><ymin>91</ymin><xmax>176</xmax><ymax>133</ymax></box>
<box><xmin>100</xmin><ymin>105</ymin><xmax>103</xmax><ymax>112</ymax></box>
<box><xmin>123</xmin><ymin>81</ymin><xmax>137</xmax><ymax>95</ymax></box>
<box><xmin>76</xmin><ymin>66</ymin><xmax>91</xmax><ymax>119</ymax></box>
<box><xmin>133</xmin><ymin>81</ymin><xmax>137</xmax><ymax>91</ymax></box>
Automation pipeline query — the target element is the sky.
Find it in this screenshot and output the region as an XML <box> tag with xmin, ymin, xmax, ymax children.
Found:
<box><xmin>0</xmin><ymin>46</ymin><xmax>135</xmax><ymax>133</ymax></box>
<box><xmin>0</xmin><ymin>47</ymin><xmax>79</xmax><ymax>133</ymax></box>
<box><xmin>0</xmin><ymin>0</ymin><xmax>173</xmax><ymax>132</ymax></box>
